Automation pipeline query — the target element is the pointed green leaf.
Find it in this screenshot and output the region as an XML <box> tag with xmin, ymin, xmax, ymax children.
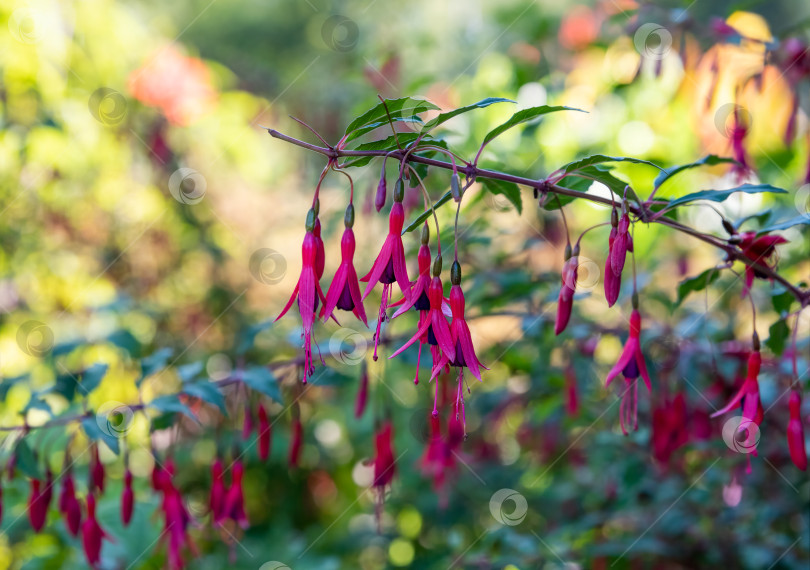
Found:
<box><xmin>149</xmin><ymin>394</ymin><xmax>198</xmax><ymax>422</ymax></box>
<box><xmin>482</xmin><ymin>106</ymin><xmax>586</xmax><ymax>147</ymax></box>
<box><xmin>676</xmin><ymin>268</ymin><xmax>721</xmax><ymax>305</ymax></box>
<box><xmin>82</xmin><ymin>416</ymin><xmax>120</xmax><ymax>455</ymax></box>
<box><xmin>756</xmin><ymin>214</ymin><xmax>810</xmax><ymax>235</ymax></box>
<box><xmin>481</xmin><ymin>178</ymin><xmax>522</xmax><ymax>214</ymax></box>
<box><xmin>140</xmin><ymin>348</ymin><xmax>173</xmax><ymax>381</ymax></box>
<box><xmin>422</xmin><ymin>97</ymin><xmax>514</xmax><ymax>131</ymax></box>
<box><xmin>344</xmin><ymin>97</ymin><xmax>439</xmax><ymax>140</ymax></box>
<box><xmin>653</xmin><ymin>155</ymin><xmax>736</xmax><ymax>188</ymax></box>
<box><xmin>236</xmin><ymin>320</ymin><xmax>273</xmax><ymax>355</ymax></box>
<box><xmin>79</xmin><ymin>363</ymin><xmax>109</xmax><ymax>394</ymax></box>
<box><xmin>176</xmin><ymin>361</ymin><xmax>204</xmax><ymax>383</ymax></box>
<box><xmin>765</xmin><ymin>319</ymin><xmax>790</xmax><ymax>356</ymax></box>
<box><xmin>183</xmin><ymin>382</ymin><xmax>226</xmax><ymax>413</ymax></box>
<box><xmin>559</xmin><ymin>154</ymin><xmax>662</xmax><ymax>176</ymax></box>
<box><xmin>14</xmin><ymin>439</ymin><xmax>40</xmax><ymax>478</ymax></box>
<box><xmin>241</xmin><ymin>366</ymin><xmax>282</xmax><ymax>401</ymax></box>
<box><xmin>402</xmin><ymin>191</ymin><xmax>453</xmax><ymax>234</ymax></box>
<box><xmin>667</xmin><ymin>184</ymin><xmax>787</xmax><ymax>208</ymax></box>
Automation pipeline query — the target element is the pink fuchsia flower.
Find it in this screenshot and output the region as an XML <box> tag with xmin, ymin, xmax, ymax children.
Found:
<box><xmin>121</xmin><ymin>469</ymin><xmax>134</xmax><ymax>526</ymax></box>
<box><xmin>738</xmin><ymin>232</ymin><xmax>788</xmax><ymax>298</ymax></box>
<box><xmin>375</xmin><ymin>175</ymin><xmax>387</xmax><ymax>213</ymax></box>
<box><xmin>59</xmin><ymin>470</ymin><xmax>82</xmax><ymax>536</ymax></box>
<box><xmin>711</xmin><ymin>348</ymin><xmax>763</xmax><ymax>427</ymax></box>
<box><xmin>430</xmin><ymin>261</ymin><xmax>488</xmax><ymax>383</ymax></box>
<box><xmin>81</xmin><ymin>494</ymin><xmax>111</xmax><ymax>569</ymax></box>
<box><xmin>258</xmin><ymin>403</ymin><xmax>272</xmax><ymax>461</ymax></box>
<box><xmin>28</xmin><ymin>478</ymin><xmax>47</xmax><ymax>532</ymax></box>
<box><xmin>276</xmin><ymin>207</ymin><xmax>327</xmax><ymax>381</ymax></box>
<box><xmin>604</xmin><ymin>209</ymin><xmax>632</xmax><ymax>307</ymax></box>
<box><xmin>361</xmin><ymin>180</ymin><xmax>413</xmax><ymax>359</ymax></box>
<box><xmin>223</xmin><ymin>460</ymin><xmax>248</xmax><ymax>529</ymax></box>
<box><xmin>651</xmin><ymin>393</ymin><xmax>690</xmax><ymax>465</ymax></box>
<box><xmin>89</xmin><ymin>444</ymin><xmax>105</xmax><ymax>494</ymax></box>
<box><xmin>321</xmin><ymin>204</ymin><xmax>368</xmax><ymax>326</ymax></box>
<box><xmin>787</xmin><ymin>390</ymin><xmax>807</xmax><ymax>471</ymax></box>
<box><xmin>605</xmin><ymin>309</ymin><xmax>653</xmax><ymax>435</ymax></box>
<box><xmin>555</xmin><ymin>244</ymin><xmax>578</xmax><ymax>335</ymax></box>
<box><xmin>209</xmin><ymin>459</ymin><xmax>226</xmax><ymax>523</ymax></box>
<box><xmin>372</xmin><ymin>420</ymin><xmax>397</xmax><ymax>529</ymax></box>
<box><xmin>313</xmin><ymin>217</ymin><xmax>325</xmax><ymax>281</ymax></box>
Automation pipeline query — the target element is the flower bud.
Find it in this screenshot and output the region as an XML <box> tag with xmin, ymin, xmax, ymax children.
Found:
<box><xmin>450</xmin><ymin>172</ymin><xmax>461</xmax><ymax>202</ymax></box>
<box><xmin>210</xmin><ymin>459</ymin><xmax>226</xmax><ymax>523</ymax></box>
<box><xmin>355</xmin><ymin>363</ymin><xmax>369</xmax><ymax>419</ymax></box>
<box><xmin>28</xmin><ymin>478</ymin><xmax>47</xmax><ymax>532</ymax></box>
<box><xmin>788</xmin><ymin>391</ymin><xmax>807</xmax><ymax>471</ymax></box>
<box><xmin>344</xmin><ymin>203</ymin><xmax>355</xmax><ymax>228</ymax></box>
<box><xmin>375</xmin><ymin>177</ymin><xmax>387</xmax><ymax>212</ymax></box>
<box><xmin>121</xmin><ymin>469</ymin><xmax>134</xmax><ymax>526</ymax></box>
<box><xmin>289</xmin><ymin>416</ymin><xmax>303</xmax><ymax>467</ymax></box>
<box><xmin>432</xmin><ymin>255</ymin><xmax>442</xmax><ymax>277</ymax></box>
<box><xmin>450</xmin><ymin>260</ymin><xmax>461</xmax><ymax>286</ymax></box>
<box><xmin>421</xmin><ymin>222</ymin><xmax>430</xmax><ymax>246</ymax></box>
<box><xmin>242</xmin><ymin>403</ymin><xmax>254</xmax><ymax>440</ymax></box>
<box><xmin>393</xmin><ymin>178</ymin><xmax>405</xmax><ymax>203</ymax></box>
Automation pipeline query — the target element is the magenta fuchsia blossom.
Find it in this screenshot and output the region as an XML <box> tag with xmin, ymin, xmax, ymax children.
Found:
<box><xmin>604</xmin><ymin>210</ymin><xmax>632</xmax><ymax>308</ymax></box>
<box><xmin>787</xmin><ymin>390</ymin><xmax>807</xmax><ymax>471</ymax></box>
<box><xmin>555</xmin><ymin>244</ymin><xmax>578</xmax><ymax>335</ymax></box>
<box><xmin>276</xmin><ymin>208</ymin><xmax>327</xmax><ymax>381</ymax></box>
<box><xmin>606</xmin><ymin>309</ymin><xmax>652</xmax><ymax>435</ymax></box>
<box><xmin>81</xmin><ymin>494</ymin><xmax>110</xmax><ymax>569</ymax></box>
<box><xmin>321</xmin><ymin>204</ymin><xmax>367</xmax><ymax>326</ymax></box>
<box><xmin>121</xmin><ymin>468</ymin><xmax>134</xmax><ymax>526</ymax></box>
<box><xmin>738</xmin><ymin>231</ymin><xmax>788</xmax><ymax>298</ymax></box>
<box><xmin>711</xmin><ymin>349</ymin><xmax>763</xmax><ymax>427</ymax></box>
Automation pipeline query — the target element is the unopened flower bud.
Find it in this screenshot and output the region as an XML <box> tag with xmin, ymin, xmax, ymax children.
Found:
<box><xmin>344</xmin><ymin>203</ymin><xmax>355</xmax><ymax>228</ymax></box>
<box><xmin>393</xmin><ymin>178</ymin><xmax>405</xmax><ymax>203</ymax></box>
<box><xmin>450</xmin><ymin>173</ymin><xmax>461</xmax><ymax>202</ymax></box>
<box><xmin>432</xmin><ymin>255</ymin><xmax>442</xmax><ymax>277</ymax></box>
<box><xmin>450</xmin><ymin>260</ymin><xmax>461</xmax><ymax>286</ymax></box>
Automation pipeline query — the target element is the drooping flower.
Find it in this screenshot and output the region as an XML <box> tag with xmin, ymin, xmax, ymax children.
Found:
<box><xmin>223</xmin><ymin>460</ymin><xmax>248</xmax><ymax>529</ymax></box>
<box><xmin>555</xmin><ymin>244</ymin><xmax>578</xmax><ymax>335</ymax></box>
<box><xmin>738</xmin><ymin>232</ymin><xmax>788</xmax><ymax>298</ymax></box>
<box><xmin>258</xmin><ymin>403</ymin><xmax>271</xmax><ymax>461</ymax></box>
<box><xmin>604</xmin><ymin>209</ymin><xmax>633</xmax><ymax>308</ymax></box>
<box><xmin>121</xmin><ymin>469</ymin><xmax>134</xmax><ymax>526</ymax></box>
<box><xmin>355</xmin><ymin>363</ymin><xmax>369</xmax><ymax>419</ymax></box>
<box><xmin>375</xmin><ymin>175</ymin><xmax>387</xmax><ymax>213</ymax></box>
<box><xmin>89</xmin><ymin>444</ymin><xmax>105</xmax><ymax>495</ymax></box>
<box><xmin>28</xmin><ymin>478</ymin><xmax>47</xmax><ymax>532</ymax></box>
<box><xmin>321</xmin><ymin>204</ymin><xmax>368</xmax><ymax>326</ymax></box>
<box><xmin>565</xmin><ymin>365</ymin><xmax>579</xmax><ymax>417</ymax></box>
<box><xmin>209</xmin><ymin>459</ymin><xmax>226</xmax><ymax>523</ymax></box>
<box><xmin>41</xmin><ymin>467</ymin><xmax>54</xmax><ymax>513</ymax></box>
<box><xmin>313</xmin><ymin>217</ymin><xmax>325</xmax><ymax>281</ymax></box>
<box><xmin>81</xmin><ymin>494</ymin><xmax>110</xmax><ymax>569</ymax></box>
<box><xmin>429</xmin><ymin>262</ymin><xmax>487</xmax><ymax>383</ymax></box>
<box><xmin>241</xmin><ymin>402</ymin><xmax>253</xmax><ymax>440</ymax></box>
<box><xmin>361</xmin><ymin>180</ymin><xmax>412</xmax><ymax>359</ymax></box>
<box><xmin>711</xmin><ymin>347</ymin><xmax>763</xmax><ymax>427</ymax></box>
<box><xmin>605</xmin><ymin>309</ymin><xmax>653</xmax><ymax>434</ymax></box>
<box><xmin>372</xmin><ymin>420</ymin><xmax>397</xmax><ymax>530</ymax></box>
<box><xmin>651</xmin><ymin>393</ymin><xmax>690</xmax><ymax>465</ymax></box>
<box><xmin>787</xmin><ymin>390</ymin><xmax>807</xmax><ymax>471</ymax></box>
<box><xmin>59</xmin><ymin>470</ymin><xmax>82</xmax><ymax>536</ymax></box>
<box><xmin>276</xmin><ymin>207</ymin><xmax>327</xmax><ymax>381</ymax></box>
<box><xmin>156</xmin><ymin>460</ymin><xmax>197</xmax><ymax>570</ymax></box>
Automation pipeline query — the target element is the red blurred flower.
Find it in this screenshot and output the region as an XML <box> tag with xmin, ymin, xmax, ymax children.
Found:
<box><xmin>651</xmin><ymin>393</ymin><xmax>690</xmax><ymax>465</ymax></box>
<box><xmin>373</xmin><ymin>421</ymin><xmax>397</xmax><ymax>490</ymax></box>
<box><xmin>81</xmin><ymin>494</ymin><xmax>110</xmax><ymax>569</ymax></box>
<box><xmin>28</xmin><ymin>478</ymin><xmax>47</xmax><ymax>532</ymax></box>
<box><xmin>604</xmin><ymin>211</ymin><xmax>632</xmax><ymax>307</ymax></box>
<box><xmin>565</xmin><ymin>365</ymin><xmax>579</xmax><ymax>417</ymax></box>
<box><xmin>121</xmin><ymin>469</ymin><xmax>134</xmax><ymax>526</ymax></box>
<box><xmin>555</xmin><ymin>244</ymin><xmax>578</xmax><ymax>335</ymax></box>
<box><xmin>258</xmin><ymin>403</ymin><xmax>272</xmax><ymax>461</ymax></box>
<box><xmin>711</xmin><ymin>349</ymin><xmax>763</xmax><ymax>428</ymax></box>
<box><xmin>128</xmin><ymin>46</ymin><xmax>216</xmax><ymax>126</ymax></box>
<box><xmin>289</xmin><ymin>415</ymin><xmax>303</xmax><ymax>467</ymax></box>
<box><xmin>787</xmin><ymin>390</ymin><xmax>807</xmax><ymax>471</ymax></box>
<box><xmin>223</xmin><ymin>460</ymin><xmax>249</xmax><ymax>529</ymax></box>
<box><xmin>355</xmin><ymin>363</ymin><xmax>369</xmax><ymax>419</ymax></box>
<box><xmin>210</xmin><ymin>459</ymin><xmax>226</xmax><ymax>523</ymax></box>
<box><xmin>89</xmin><ymin>444</ymin><xmax>105</xmax><ymax>495</ymax></box>
<box><xmin>606</xmin><ymin>310</ymin><xmax>653</xmax><ymax>434</ymax></box>
<box><xmin>738</xmin><ymin>232</ymin><xmax>788</xmax><ymax>297</ymax></box>
<box><xmin>59</xmin><ymin>470</ymin><xmax>82</xmax><ymax>536</ymax></box>
<box><xmin>321</xmin><ymin>205</ymin><xmax>367</xmax><ymax>326</ymax></box>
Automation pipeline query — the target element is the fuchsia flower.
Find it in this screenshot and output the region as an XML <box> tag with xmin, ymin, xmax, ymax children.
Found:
<box><xmin>651</xmin><ymin>393</ymin><xmax>689</xmax><ymax>465</ymax></box>
<box><xmin>241</xmin><ymin>403</ymin><xmax>253</xmax><ymax>440</ymax></box>
<box><xmin>59</xmin><ymin>470</ymin><xmax>82</xmax><ymax>536</ymax></box>
<box><xmin>605</xmin><ymin>309</ymin><xmax>653</xmax><ymax>435</ymax></box>
<box><xmin>375</xmin><ymin>176</ymin><xmax>387</xmax><ymax>213</ymax></box>
<box><xmin>313</xmin><ymin>217</ymin><xmax>325</xmax><ymax>281</ymax></box>
<box><xmin>361</xmin><ymin>180</ymin><xmax>412</xmax><ymax>359</ymax></box>
<box><xmin>604</xmin><ymin>210</ymin><xmax>632</xmax><ymax>307</ymax></box>
<box><xmin>565</xmin><ymin>365</ymin><xmax>579</xmax><ymax>417</ymax></box>
<box><xmin>276</xmin><ymin>207</ymin><xmax>327</xmax><ymax>381</ymax></box>
<box><xmin>430</xmin><ymin>262</ymin><xmax>487</xmax><ymax>383</ymax></box>
<box><xmin>419</xmin><ymin>409</ymin><xmax>464</xmax><ymax>506</ymax></box>
<box><xmin>156</xmin><ymin>459</ymin><xmax>197</xmax><ymax>570</ymax></box>
<box><xmin>258</xmin><ymin>403</ymin><xmax>272</xmax><ymax>461</ymax></box>
<box><xmin>787</xmin><ymin>390</ymin><xmax>807</xmax><ymax>471</ymax></box>
<box><xmin>321</xmin><ymin>204</ymin><xmax>368</xmax><ymax>326</ymax></box>
<box><xmin>729</xmin><ymin>106</ymin><xmax>752</xmax><ymax>181</ymax></box>
<box><xmin>711</xmin><ymin>348</ymin><xmax>763</xmax><ymax>427</ymax></box>
<box><xmin>121</xmin><ymin>469</ymin><xmax>134</xmax><ymax>526</ymax></box>
<box><xmin>738</xmin><ymin>232</ymin><xmax>788</xmax><ymax>298</ymax></box>
<box><xmin>355</xmin><ymin>363</ymin><xmax>369</xmax><ymax>418</ymax></box>
<box><xmin>28</xmin><ymin>478</ymin><xmax>47</xmax><ymax>532</ymax></box>
<box><xmin>223</xmin><ymin>460</ymin><xmax>248</xmax><ymax>529</ymax></box>
<box><xmin>209</xmin><ymin>459</ymin><xmax>226</xmax><ymax>522</ymax></box>
<box><xmin>555</xmin><ymin>244</ymin><xmax>578</xmax><ymax>335</ymax></box>
<box><xmin>289</xmin><ymin>415</ymin><xmax>303</xmax><ymax>467</ymax></box>
<box><xmin>89</xmin><ymin>444</ymin><xmax>105</xmax><ymax>494</ymax></box>
<box><xmin>372</xmin><ymin>420</ymin><xmax>397</xmax><ymax>528</ymax></box>
<box><xmin>81</xmin><ymin>494</ymin><xmax>110</xmax><ymax>569</ymax></box>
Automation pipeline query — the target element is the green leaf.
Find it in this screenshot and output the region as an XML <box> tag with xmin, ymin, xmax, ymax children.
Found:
<box><xmin>0</xmin><ymin>375</ymin><xmax>28</xmax><ymax>400</ymax></box>
<box><xmin>771</xmin><ymin>288</ymin><xmax>794</xmax><ymax>315</ymax></box>
<box><xmin>149</xmin><ymin>394</ymin><xmax>198</xmax><ymax>422</ymax></box>
<box><xmin>344</xmin><ymin>97</ymin><xmax>439</xmax><ymax>140</ymax></box>
<box><xmin>547</xmin><ymin>165</ymin><xmax>628</xmax><ymax>210</ymax></box>
<box><xmin>24</xmin><ymin>396</ymin><xmax>52</xmax><ymax>415</ymax></box>
<box><xmin>241</xmin><ymin>366</ymin><xmax>282</xmax><ymax>401</ymax></box>
<box><xmin>14</xmin><ymin>439</ymin><xmax>40</xmax><ymax>478</ymax></box>
<box><xmin>236</xmin><ymin>320</ymin><xmax>273</xmax><ymax>355</ymax></box>
<box><xmin>653</xmin><ymin>155</ymin><xmax>736</xmax><ymax>188</ymax></box>
<box><xmin>79</xmin><ymin>363</ymin><xmax>109</xmax><ymax>394</ymax></box>
<box><xmin>140</xmin><ymin>348</ymin><xmax>173</xmax><ymax>381</ymax></box>
<box><xmin>481</xmin><ymin>178</ymin><xmax>522</xmax><ymax>214</ymax></box>
<box><xmin>676</xmin><ymin>268</ymin><xmax>721</xmax><ymax>305</ymax></box>
<box><xmin>559</xmin><ymin>154</ymin><xmax>662</xmax><ymax>176</ymax></box>
<box><xmin>82</xmin><ymin>416</ymin><xmax>120</xmax><ymax>455</ymax></box>
<box><xmin>756</xmin><ymin>214</ymin><xmax>810</xmax><ymax>235</ymax></box>
<box><xmin>422</xmin><ymin>97</ymin><xmax>514</xmax><ymax>131</ymax></box>
<box><xmin>183</xmin><ymin>382</ymin><xmax>226</xmax><ymax>413</ymax></box>
<box><xmin>342</xmin><ymin>133</ymin><xmax>446</xmax><ymax>168</ymax></box>
<box><xmin>482</xmin><ymin>105</ymin><xmax>586</xmax><ymax>147</ymax></box>
<box><xmin>765</xmin><ymin>319</ymin><xmax>790</xmax><ymax>356</ymax></box>
<box><xmin>176</xmin><ymin>361</ymin><xmax>204</xmax><ymax>383</ymax></box>
<box><xmin>667</xmin><ymin>184</ymin><xmax>787</xmax><ymax>208</ymax></box>
<box><xmin>402</xmin><ymin>191</ymin><xmax>453</xmax><ymax>234</ymax></box>
<box><xmin>734</xmin><ymin>209</ymin><xmax>773</xmax><ymax>230</ymax></box>
<box><xmin>343</xmin><ymin>116</ymin><xmax>425</xmax><ymax>144</ymax></box>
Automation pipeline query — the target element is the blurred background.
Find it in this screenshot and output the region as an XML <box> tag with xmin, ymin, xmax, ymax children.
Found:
<box><xmin>0</xmin><ymin>0</ymin><xmax>809</xmax><ymax>568</ymax></box>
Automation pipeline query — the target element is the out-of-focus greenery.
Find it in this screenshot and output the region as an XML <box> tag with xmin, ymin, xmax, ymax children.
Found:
<box><xmin>0</xmin><ymin>0</ymin><xmax>808</xmax><ymax>569</ymax></box>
